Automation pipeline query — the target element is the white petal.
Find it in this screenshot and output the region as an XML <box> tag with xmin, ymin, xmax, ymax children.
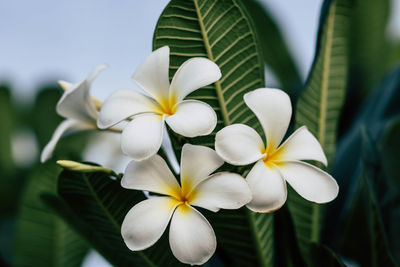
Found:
<box><xmin>180</xmin><ymin>144</ymin><xmax>224</xmax><ymax>194</ymax></box>
<box><xmin>121</xmin><ymin>113</ymin><xmax>165</xmax><ymax>161</ymax></box>
<box><xmin>244</xmin><ymin>88</ymin><xmax>292</xmax><ymax>150</ymax></box>
<box><xmin>278</xmin><ymin>161</ymin><xmax>339</xmax><ymax>203</ymax></box>
<box><xmin>278</xmin><ymin>126</ymin><xmax>328</xmax><ymax>166</ymax></box>
<box><xmin>56</xmin><ymin>65</ymin><xmax>106</xmax><ymax>123</ymax></box>
<box><xmin>190</xmin><ymin>172</ymin><xmax>251</xmax><ymax>212</ymax></box>
<box><xmin>121</xmin><ymin>197</ymin><xmax>179</xmax><ymax>251</ymax></box>
<box><xmin>132</xmin><ymin>46</ymin><xmax>170</xmax><ymax>102</ymax></box>
<box><xmin>169</xmin><ymin>58</ymin><xmax>221</xmax><ymax>102</ymax></box>
<box><xmin>122</xmin><ymin>154</ymin><xmax>181</xmax><ymax>199</ymax></box>
<box><xmin>166</xmin><ymin>100</ymin><xmax>217</xmax><ymax>138</ymax></box>
<box><xmin>245</xmin><ymin>160</ymin><xmax>287</xmax><ymax>213</ymax></box>
<box><xmin>215</xmin><ymin>124</ymin><xmax>264</xmax><ymax>165</ymax></box>
<box><xmin>40</xmin><ymin>119</ymin><xmax>95</xmax><ymax>162</ymax></box>
<box><xmin>87</xmin><ymin>64</ymin><xmax>108</xmax><ymax>83</ymax></box>
<box><xmin>169</xmin><ymin>205</ymin><xmax>216</xmax><ymax>265</ymax></box>
<box><xmin>97</xmin><ymin>89</ymin><xmax>160</xmax><ymax>129</ymax></box>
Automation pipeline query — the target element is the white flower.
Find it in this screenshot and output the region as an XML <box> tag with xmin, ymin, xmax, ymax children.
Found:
<box><xmin>40</xmin><ymin>65</ymin><xmax>107</xmax><ymax>162</ymax></box>
<box><xmin>121</xmin><ymin>144</ymin><xmax>251</xmax><ymax>265</ymax></box>
<box><xmin>97</xmin><ymin>46</ymin><xmax>220</xmax><ymax>161</ymax></box>
<box><xmin>215</xmin><ymin>88</ymin><xmax>339</xmax><ymax>213</ymax></box>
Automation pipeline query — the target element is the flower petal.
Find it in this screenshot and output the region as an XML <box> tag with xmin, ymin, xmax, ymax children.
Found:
<box><xmin>180</xmin><ymin>144</ymin><xmax>224</xmax><ymax>194</ymax></box>
<box><xmin>122</xmin><ymin>154</ymin><xmax>181</xmax><ymax>199</ymax></box>
<box><xmin>215</xmin><ymin>124</ymin><xmax>264</xmax><ymax>165</ymax></box>
<box><xmin>244</xmin><ymin>88</ymin><xmax>292</xmax><ymax>150</ymax></box>
<box><xmin>97</xmin><ymin>89</ymin><xmax>160</xmax><ymax>129</ymax></box>
<box><xmin>56</xmin><ymin>65</ymin><xmax>106</xmax><ymax>123</ymax></box>
<box><xmin>131</xmin><ymin>46</ymin><xmax>170</xmax><ymax>102</ymax></box>
<box><xmin>166</xmin><ymin>100</ymin><xmax>217</xmax><ymax>137</ymax></box>
<box><xmin>169</xmin><ymin>205</ymin><xmax>216</xmax><ymax>265</ymax></box>
<box><xmin>40</xmin><ymin>119</ymin><xmax>96</xmax><ymax>162</ymax></box>
<box><xmin>121</xmin><ymin>113</ymin><xmax>165</xmax><ymax>161</ymax></box>
<box><xmin>190</xmin><ymin>172</ymin><xmax>251</xmax><ymax>212</ymax></box>
<box><xmin>245</xmin><ymin>160</ymin><xmax>287</xmax><ymax>213</ymax></box>
<box><xmin>278</xmin><ymin>161</ymin><xmax>339</xmax><ymax>203</ymax></box>
<box><xmin>278</xmin><ymin>126</ymin><xmax>328</xmax><ymax>166</ymax></box>
<box><xmin>169</xmin><ymin>58</ymin><xmax>221</xmax><ymax>102</ymax></box>
<box><xmin>121</xmin><ymin>197</ymin><xmax>179</xmax><ymax>251</ymax></box>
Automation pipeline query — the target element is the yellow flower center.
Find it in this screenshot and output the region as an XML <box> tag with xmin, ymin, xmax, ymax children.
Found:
<box><xmin>261</xmin><ymin>144</ymin><xmax>285</xmax><ymax>168</ymax></box>
<box><xmin>156</xmin><ymin>94</ymin><xmax>178</xmax><ymax>116</ymax></box>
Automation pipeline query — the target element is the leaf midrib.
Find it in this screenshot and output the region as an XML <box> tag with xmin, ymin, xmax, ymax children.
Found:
<box><xmin>193</xmin><ymin>0</ymin><xmax>230</xmax><ymax>126</ymax></box>
<box><xmin>82</xmin><ymin>174</ymin><xmax>156</xmax><ymax>267</ymax></box>
<box><xmin>311</xmin><ymin>1</ymin><xmax>337</xmax><ymax>243</ymax></box>
<box><xmin>193</xmin><ymin>1</ymin><xmax>269</xmax><ymax>266</ymax></box>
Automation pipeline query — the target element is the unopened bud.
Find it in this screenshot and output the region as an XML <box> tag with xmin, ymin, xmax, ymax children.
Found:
<box><xmin>56</xmin><ymin>160</ymin><xmax>115</xmax><ymax>175</ymax></box>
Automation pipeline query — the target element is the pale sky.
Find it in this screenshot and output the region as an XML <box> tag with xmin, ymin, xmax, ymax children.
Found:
<box><xmin>1</xmin><ymin>0</ymin><xmax>399</xmax><ymax>104</ymax></box>
<box><xmin>0</xmin><ymin>0</ymin><xmax>322</xmax><ymax>104</ymax></box>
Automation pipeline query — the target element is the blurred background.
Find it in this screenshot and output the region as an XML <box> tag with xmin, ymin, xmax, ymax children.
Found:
<box><xmin>1</xmin><ymin>0</ymin><xmax>400</xmax><ymax>266</ymax></box>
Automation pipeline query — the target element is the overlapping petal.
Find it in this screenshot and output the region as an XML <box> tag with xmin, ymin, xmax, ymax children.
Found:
<box><xmin>56</xmin><ymin>64</ymin><xmax>106</xmax><ymax>123</ymax></box>
<box><xmin>169</xmin><ymin>57</ymin><xmax>221</xmax><ymax>102</ymax></box>
<box><xmin>97</xmin><ymin>89</ymin><xmax>160</xmax><ymax>129</ymax></box>
<box><xmin>278</xmin><ymin>161</ymin><xmax>339</xmax><ymax>203</ymax></box>
<box><xmin>245</xmin><ymin>160</ymin><xmax>287</xmax><ymax>213</ymax></box>
<box><xmin>169</xmin><ymin>205</ymin><xmax>216</xmax><ymax>265</ymax></box>
<box><xmin>121</xmin><ymin>113</ymin><xmax>165</xmax><ymax>161</ymax></box>
<box><xmin>277</xmin><ymin>126</ymin><xmax>328</xmax><ymax>166</ymax></box>
<box><xmin>131</xmin><ymin>46</ymin><xmax>170</xmax><ymax>102</ymax></box>
<box><xmin>215</xmin><ymin>124</ymin><xmax>265</xmax><ymax>165</ymax></box>
<box><xmin>190</xmin><ymin>172</ymin><xmax>251</xmax><ymax>212</ymax></box>
<box><xmin>40</xmin><ymin>119</ymin><xmax>96</xmax><ymax>163</ymax></box>
<box><xmin>244</xmin><ymin>88</ymin><xmax>292</xmax><ymax>150</ymax></box>
<box><xmin>166</xmin><ymin>100</ymin><xmax>217</xmax><ymax>138</ymax></box>
<box><xmin>121</xmin><ymin>197</ymin><xmax>180</xmax><ymax>251</ymax></box>
<box><xmin>122</xmin><ymin>154</ymin><xmax>181</xmax><ymax>199</ymax></box>
<box><xmin>180</xmin><ymin>144</ymin><xmax>224</xmax><ymax>193</ymax></box>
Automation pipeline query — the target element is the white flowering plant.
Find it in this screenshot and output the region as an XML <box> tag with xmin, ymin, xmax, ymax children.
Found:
<box><xmin>12</xmin><ymin>0</ymin><xmax>400</xmax><ymax>266</ymax></box>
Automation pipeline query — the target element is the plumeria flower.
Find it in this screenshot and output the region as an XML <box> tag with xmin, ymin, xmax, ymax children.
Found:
<box><xmin>97</xmin><ymin>46</ymin><xmax>220</xmax><ymax>161</ymax></box>
<box><xmin>41</xmin><ymin>65</ymin><xmax>108</xmax><ymax>162</ymax></box>
<box><xmin>215</xmin><ymin>88</ymin><xmax>339</xmax><ymax>213</ymax></box>
<box><xmin>121</xmin><ymin>144</ymin><xmax>251</xmax><ymax>265</ymax></box>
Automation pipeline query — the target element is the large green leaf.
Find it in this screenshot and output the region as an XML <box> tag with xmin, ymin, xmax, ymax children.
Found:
<box><xmin>338</xmin><ymin>129</ymin><xmax>397</xmax><ymax>267</ymax></box>
<box><xmin>340</xmin><ymin>0</ymin><xmax>392</xmax><ymax>134</ymax></box>
<box><xmin>0</xmin><ymin>85</ymin><xmax>15</xmax><ymax>174</ymax></box>
<box><xmin>153</xmin><ymin>0</ymin><xmax>273</xmax><ymax>266</ymax></box>
<box><xmin>14</xmin><ymin>162</ymin><xmax>89</xmax><ymax>267</ymax></box>
<box><xmin>0</xmin><ymin>86</ymin><xmax>20</xmax><ymax>218</ymax></box>
<box><xmin>241</xmin><ymin>0</ymin><xmax>302</xmax><ymax>101</ymax></box>
<box><xmin>287</xmin><ymin>0</ymin><xmax>352</xmax><ymax>260</ymax></box>
<box><xmin>52</xmin><ymin>168</ymin><xmax>184</xmax><ymax>267</ymax></box>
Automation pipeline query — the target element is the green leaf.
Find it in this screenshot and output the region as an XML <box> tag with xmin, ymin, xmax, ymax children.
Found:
<box><xmin>310</xmin><ymin>243</ymin><xmax>345</xmax><ymax>267</ymax></box>
<box><xmin>0</xmin><ymin>85</ymin><xmax>21</xmax><ymax>217</ymax></box>
<box><xmin>287</xmin><ymin>0</ymin><xmax>352</xmax><ymax>261</ymax></box>
<box><xmin>241</xmin><ymin>0</ymin><xmax>302</xmax><ymax>100</ymax></box>
<box><xmin>153</xmin><ymin>0</ymin><xmax>274</xmax><ymax>266</ymax></box>
<box><xmin>0</xmin><ymin>85</ymin><xmax>15</xmax><ymax>174</ymax></box>
<box><xmin>274</xmin><ymin>206</ymin><xmax>306</xmax><ymax>267</ymax></box>
<box><xmin>54</xmin><ymin>168</ymin><xmax>184</xmax><ymax>267</ymax></box>
<box><xmin>380</xmin><ymin>116</ymin><xmax>400</xmax><ymax>189</ymax></box>
<box><xmin>340</xmin><ymin>0</ymin><xmax>392</xmax><ymax>134</ymax></box>
<box><xmin>14</xmin><ymin>162</ymin><xmax>89</xmax><ymax>267</ymax></box>
<box><xmin>338</xmin><ymin>129</ymin><xmax>398</xmax><ymax>267</ymax></box>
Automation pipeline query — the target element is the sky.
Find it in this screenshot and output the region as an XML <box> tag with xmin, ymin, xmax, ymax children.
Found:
<box><xmin>0</xmin><ymin>0</ymin><xmax>323</xmax><ymax>104</ymax></box>
<box><xmin>2</xmin><ymin>0</ymin><xmax>399</xmax><ymax>266</ymax></box>
<box><xmin>2</xmin><ymin>0</ymin><xmax>399</xmax><ymax>104</ymax></box>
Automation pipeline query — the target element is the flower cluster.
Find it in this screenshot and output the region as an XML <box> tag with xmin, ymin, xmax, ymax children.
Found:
<box><xmin>43</xmin><ymin>46</ymin><xmax>339</xmax><ymax>265</ymax></box>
